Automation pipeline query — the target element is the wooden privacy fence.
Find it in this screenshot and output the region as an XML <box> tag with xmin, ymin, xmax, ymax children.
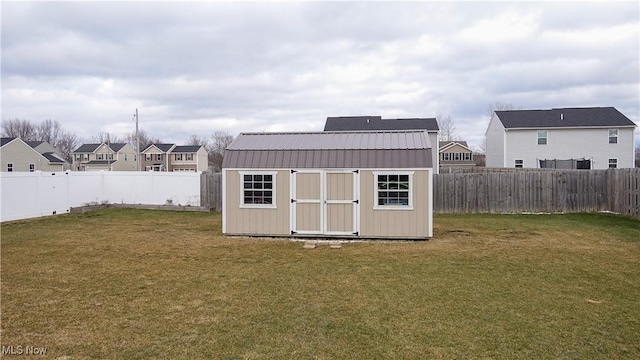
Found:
<box><xmin>202</xmin><ymin>169</ymin><xmax>640</xmax><ymax>217</ymax></box>
<box><xmin>434</xmin><ymin>169</ymin><xmax>640</xmax><ymax>218</ymax></box>
<box><xmin>200</xmin><ymin>172</ymin><xmax>222</xmax><ymax>211</ymax></box>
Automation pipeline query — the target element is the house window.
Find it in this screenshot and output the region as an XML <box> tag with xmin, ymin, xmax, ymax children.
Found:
<box><xmin>608</xmin><ymin>158</ymin><xmax>617</xmax><ymax>169</ymax></box>
<box><xmin>75</xmin><ymin>154</ymin><xmax>81</xmax><ymax>161</ymax></box>
<box><xmin>241</xmin><ymin>172</ymin><xmax>276</xmax><ymax>207</ymax></box>
<box><xmin>374</xmin><ymin>172</ymin><xmax>413</xmax><ymax>209</ymax></box>
<box><xmin>463</xmin><ymin>153</ymin><xmax>472</xmax><ymax>161</ymax></box>
<box><xmin>83</xmin><ymin>154</ymin><xmax>89</xmax><ymax>160</ymax></box>
<box><xmin>515</xmin><ymin>160</ymin><xmax>523</xmax><ymax>168</ymax></box>
<box><xmin>145</xmin><ymin>154</ymin><xmax>152</xmax><ymax>161</ymax></box>
<box><xmin>106</xmin><ymin>153</ymin><xmax>113</xmax><ymax>160</ymax></box>
<box><xmin>186</xmin><ymin>153</ymin><xmax>193</xmax><ymax>161</ymax></box>
<box><xmin>156</xmin><ymin>154</ymin><xmax>162</xmax><ymax>161</ymax></box>
<box><xmin>29</xmin><ymin>163</ymin><xmax>35</xmax><ymax>172</ymax></box>
<box><xmin>175</xmin><ymin>154</ymin><xmax>183</xmax><ymax>161</ymax></box>
<box><xmin>609</xmin><ymin>129</ymin><xmax>618</xmax><ymax>144</ymax></box>
<box><xmin>124</xmin><ymin>154</ymin><xmax>128</xmax><ymax>161</ymax></box>
<box><xmin>537</xmin><ymin>130</ymin><xmax>548</xmax><ymax>145</ymax></box>
<box><xmin>7</xmin><ymin>163</ymin><xmax>13</xmax><ymax>172</ymax></box>
<box><xmin>97</xmin><ymin>153</ymin><xmax>104</xmax><ymax>160</ymax></box>
<box><xmin>442</xmin><ymin>153</ymin><xmax>451</xmax><ymax>161</ymax></box>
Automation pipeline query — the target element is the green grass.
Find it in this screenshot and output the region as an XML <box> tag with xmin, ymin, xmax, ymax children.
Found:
<box><xmin>2</xmin><ymin>210</ymin><xmax>639</xmax><ymax>359</ymax></box>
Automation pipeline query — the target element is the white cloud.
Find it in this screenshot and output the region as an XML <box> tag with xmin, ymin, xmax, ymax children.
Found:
<box><xmin>1</xmin><ymin>1</ymin><xmax>638</xmax><ymax>149</ymax></box>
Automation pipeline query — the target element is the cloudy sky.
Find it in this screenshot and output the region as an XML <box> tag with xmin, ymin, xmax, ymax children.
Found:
<box><xmin>2</xmin><ymin>1</ymin><xmax>639</xmax><ymax>150</ymax></box>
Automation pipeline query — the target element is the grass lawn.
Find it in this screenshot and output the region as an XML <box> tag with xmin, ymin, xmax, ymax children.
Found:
<box><xmin>1</xmin><ymin>209</ymin><xmax>639</xmax><ymax>359</ymax></box>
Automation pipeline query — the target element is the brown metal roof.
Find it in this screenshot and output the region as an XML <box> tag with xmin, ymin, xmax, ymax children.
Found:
<box><xmin>223</xmin><ymin>131</ymin><xmax>433</xmax><ymax>169</ymax></box>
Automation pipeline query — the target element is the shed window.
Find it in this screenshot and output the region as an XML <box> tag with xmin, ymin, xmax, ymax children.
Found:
<box><xmin>241</xmin><ymin>172</ymin><xmax>276</xmax><ymax>207</ymax></box>
<box><xmin>7</xmin><ymin>163</ymin><xmax>13</xmax><ymax>172</ymax></box>
<box><xmin>29</xmin><ymin>163</ymin><xmax>35</xmax><ymax>172</ymax></box>
<box><xmin>374</xmin><ymin>172</ymin><xmax>413</xmax><ymax>209</ymax></box>
<box><xmin>515</xmin><ymin>159</ymin><xmax>523</xmax><ymax>168</ymax></box>
<box><xmin>608</xmin><ymin>158</ymin><xmax>617</xmax><ymax>169</ymax></box>
<box><xmin>609</xmin><ymin>129</ymin><xmax>618</xmax><ymax>144</ymax></box>
<box><xmin>537</xmin><ymin>130</ymin><xmax>547</xmax><ymax>145</ymax></box>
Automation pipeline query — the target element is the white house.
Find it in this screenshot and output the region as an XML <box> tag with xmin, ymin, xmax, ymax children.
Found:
<box><xmin>485</xmin><ymin>107</ymin><xmax>637</xmax><ymax>169</ymax></box>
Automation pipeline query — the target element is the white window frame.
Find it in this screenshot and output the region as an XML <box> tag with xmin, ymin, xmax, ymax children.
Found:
<box><xmin>7</xmin><ymin>163</ymin><xmax>13</xmax><ymax>172</ymax></box>
<box><xmin>29</xmin><ymin>163</ymin><xmax>35</xmax><ymax>172</ymax></box>
<box><xmin>83</xmin><ymin>154</ymin><xmax>89</xmax><ymax>161</ymax></box>
<box><xmin>608</xmin><ymin>129</ymin><xmax>618</xmax><ymax>144</ymax></box>
<box><xmin>464</xmin><ymin>153</ymin><xmax>472</xmax><ymax>161</ymax></box>
<box><xmin>537</xmin><ymin>130</ymin><xmax>548</xmax><ymax>145</ymax></box>
<box><xmin>175</xmin><ymin>154</ymin><xmax>183</xmax><ymax>161</ymax></box>
<box><xmin>240</xmin><ymin>171</ymin><xmax>277</xmax><ymax>209</ymax></box>
<box><xmin>156</xmin><ymin>154</ymin><xmax>162</xmax><ymax>161</ymax></box>
<box><xmin>97</xmin><ymin>153</ymin><xmax>104</xmax><ymax>160</ymax></box>
<box><xmin>145</xmin><ymin>154</ymin><xmax>152</xmax><ymax>161</ymax></box>
<box><xmin>373</xmin><ymin>171</ymin><xmax>414</xmax><ymax>210</ymax></box>
<box><xmin>515</xmin><ymin>159</ymin><xmax>523</xmax><ymax>168</ymax></box>
<box><xmin>106</xmin><ymin>153</ymin><xmax>114</xmax><ymax>160</ymax></box>
<box><xmin>186</xmin><ymin>153</ymin><xmax>193</xmax><ymax>161</ymax></box>
<box><xmin>608</xmin><ymin>158</ymin><xmax>618</xmax><ymax>169</ymax></box>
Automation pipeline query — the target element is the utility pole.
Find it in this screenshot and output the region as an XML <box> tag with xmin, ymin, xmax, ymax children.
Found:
<box><xmin>131</xmin><ymin>109</ymin><xmax>141</xmax><ymax>171</ymax></box>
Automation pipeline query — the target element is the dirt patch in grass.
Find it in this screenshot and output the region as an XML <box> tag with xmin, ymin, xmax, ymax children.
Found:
<box><xmin>2</xmin><ymin>210</ymin><xmax>639</xmax><ymax>359</ymax></box>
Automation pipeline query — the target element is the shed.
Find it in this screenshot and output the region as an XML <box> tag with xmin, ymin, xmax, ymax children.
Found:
<box><xmin>222</xmin><ymin>131</ymin><xmax>433</xmax><ymax>239</ymax></box>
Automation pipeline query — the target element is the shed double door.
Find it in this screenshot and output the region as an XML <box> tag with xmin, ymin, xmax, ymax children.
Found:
<box><xmin>290</xmin><ymin>169</ymin><xmax>359</xmax><ymax>236</ymax></box>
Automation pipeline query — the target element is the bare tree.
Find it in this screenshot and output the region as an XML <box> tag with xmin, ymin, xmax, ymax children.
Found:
<box><xmin>636</xmin><ymin>143</ymin><xmax>640</xmax><ymax>168</ymax></box>
<box><xmin>55</xmin><ymin>132</ymin><xmax>81</xmax><ymax>162</ymax></box>
<box><xmin>209</xmin><ymin>131</ymin><xmax>233</xmax><ymax>172</ymax></box>
<box><xmin>125</xmin><ymin>129</ymin><xmax>162</xmax><ymax>152</ymax></box>
<box><xmin>437</xmin><ymin>115</ymin><xmax>459</xmax><ymax>142</ymax></box>
<box><xmin>2</xmin><ymin>119</ymin><xmax>79</xmax><ymax>161</ymax></box>
<box><xmin>90</xmin><ymin>132</ymin><xmax>125</xmax><ymax>144</ymax></box>
<box><xmin>487</xmin><ymin>101</ymin><xmax>522</xmax><ymax>116</ymax></box>
<box><xmin>1</xmin><ymin>118</ymin><xmax>37</xmax><ymax>140</ymax></box>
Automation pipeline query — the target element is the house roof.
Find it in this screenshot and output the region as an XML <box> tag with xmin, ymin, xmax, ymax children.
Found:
<box><xmin>109</xmin><ymin>143</ymin><xmax>128</xmax><ymax>152</ymax></box>
<box><xmin>440</xmin><ymin>140</ymin><xmax>468</xmax><ymax>148</ymax></box>
<box><xmin>84</xmin><ymin>160</ymin><xmax>116</xmax><ymax>165</ymax></box>
<box><xmin>26</xmin><ymin>140</ymin><xmax>45</xmax><ymax>148</ymax></box>
<box><xmin>143</xmin><ymin>143</ymin><xmax>175</xmax><ymax>152</ymax></box>
<box><xmin>495</xmin><ymin>107</ymin><xmax>636</xmax><ymax>129</ymax></box>
<box><xmin>74</xmin><ymin>143</ymin><xmax>101</xmax><ymax>153</ymax></box>
<box><xmin>173</xmin><ymin>145</ymin><xmax>202</xmax><ymax>153</ymax></box>
<box><xmin>223</xmin><ymin>131</ymin><xmax>433</xmax><ymax>169</ymax></box>
<box><xmin>1</xmin><ymin>137</ymin><xmax>17</xmax><ymax>147</ymax></box>
<box><xmin>42</xmin><ymin>152</ymin><xmax>66</xmax><ymax>163</ymax></box>
<box><xmin>324</xmin><ymin>116</ymin><xmax>439</xmax><ymax>132</ymax></box>
<box><xmin>74</xmin><ymin>143</ymin><xmax>128</xmax><ymax>153</ymax></box>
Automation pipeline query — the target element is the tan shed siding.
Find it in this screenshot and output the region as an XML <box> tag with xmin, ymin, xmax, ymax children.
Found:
<box><xmin>295</xmin><ymin>203</ymin><xmax>321</xmax><ymax>232</ymax></box>
<box><xmin>326</xmin><ymin>172</ymin><xmax>353</xmax><ymax>200</ymax></box>
<box><xmin>296</xmin><ymin>172</ymin><xmax>320</xmax><ymax>199</ymax></box>
<box><xmin>224</xmin><ymin>170</ymin><xmax>290</xmax><ymax>235</ymax></box>
<box><xmin>326</xmin><ymin>203</ymin><xmax>353</xmax><ymax>233</ymax></box>
<box><xmin>359</xmin><ymin>170</ymin><xmax>431</xmax><ymax>238</ymax></box>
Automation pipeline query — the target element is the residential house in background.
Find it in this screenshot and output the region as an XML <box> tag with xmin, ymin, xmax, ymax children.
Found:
<box><xmin>141</xmin><ymin>143</ymin><xmax>175</xmax><ymax>171</ymax></box>
<box><xmin>1</xmin><ymin>137</ymin><xmax>69</xmax><ymax>172</ymax></box>
<box><xmin>323</xmin><ymin>116</ymin><xmax>440</xmax><ymax>173</ymax></box>
<box><xmin>170</xmin><ymin>145</ymin><xmax>208</xmax><ymax>172</ymax></box>
<box><xmin>485</xmin><ymin>107</ymin><xmax>637</xmax><ymax>169</ymax></box>
<box><xmin>72</xmin><ymin>143</ymin><xmax>137</xmax><ymax>171</ymax></box>
<box><xmin>140</xmin><ymin>143</ymin><xmax>208</xmax><ymax>172</ymax></box>
<box><xmin>439</xmin><ymin>141</ymin><xmax>475</xmax><ymax>171</ymax></box>
<box><xmin>26</xmin><ymin>141</ymin><xmax>72</xmax><ymax>170</ymax></box>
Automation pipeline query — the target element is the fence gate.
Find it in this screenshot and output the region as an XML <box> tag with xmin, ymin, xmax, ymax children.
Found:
<box><xmin>290</xmin><ymin>169</ymin><xmax>360</xmax><ymax>236</ymax></box>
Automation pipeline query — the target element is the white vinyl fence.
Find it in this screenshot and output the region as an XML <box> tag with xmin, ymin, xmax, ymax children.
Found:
<box><xmin>0</xmin><ymin>171</ymin><xmax>201</xmax><ymax>222</ymax></box>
